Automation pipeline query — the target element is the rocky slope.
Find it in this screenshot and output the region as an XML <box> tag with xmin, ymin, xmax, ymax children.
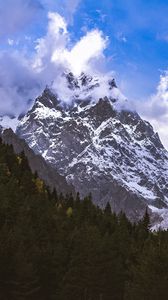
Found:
<box><xmin>16</xmin><ymin>72</ymin><xmax>168</xmax><ymax>221</ymax></box>
<box><xmin>1</xmin><ymin>128</ymin><xmax>74</xmax><ymax>195</ymax></box>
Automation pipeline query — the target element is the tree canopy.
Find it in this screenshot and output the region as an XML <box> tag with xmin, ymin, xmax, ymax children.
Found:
<box><xmin>0</xmin><ymin>138</ymin><xmax>167</xmax><ymax>300</ymax></box>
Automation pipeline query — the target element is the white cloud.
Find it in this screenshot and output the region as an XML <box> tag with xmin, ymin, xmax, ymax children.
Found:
<box><xmin>63</xmin><ymin>0</ymin><xmax>81</xmax><ymax>23</ymax></box>
<box><xmin>31</xmin><ymin>12</ymin><xmax>111</xmax><ymax>103</ymax></box>
<box><xmin>52</xmin><ymin>29</ymin><xmax>108</xmax><ymax>75</ymax></box>
<box><xmin>116</xmin><ymin>32</ymin><xmax>127</xmax><ymax>43</ymax></box>
<box><xmin>7</xmin><ymin>39</ymin><xmax>14</xmax><ymax>46</ymax></box>
<box><xmin>33</xmin><ymin>12</ymin><xmax>68</xmax><ymax>72</ymax></box>
<box><xmin>40</xmin><ymin>0</ymin><xmax>81</xmax><ymax>24</ymax></box>
<box><xmin>0</xmin><ymin>0</ymin><xmax>43</xmax><ymax>37</ymax></box>
<box><xmin>0</xmin><ymin>11</ymin><xmax>110</xmax><ymax>116</ymax></box>
<box><xmin>0</xmin><ymin>50</ymin><xmax>40</xmax><ymax>116</ymax></box>
<box><xmin>0</xmin><ymin>0</ymin><xmax>81</xmax><ymax>39</ymax></box>
<box><xmin>96</xmin><ymin>10</ymin><xmax>107</xmax><ymax>23</ymax></box>
<box><xmin>33</xmin><ymin>12</ymin><xmax>108</xmax><ymax>76</ymax></box>
<box><xmin>138</xmin><ymin>72</ymin><xmax>168</xmax><ymax>149</ymax></box>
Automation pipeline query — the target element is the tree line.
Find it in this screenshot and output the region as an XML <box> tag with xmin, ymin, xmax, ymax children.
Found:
<box><xmin>0</xmin><ymin>138</ymin><xmax>167</xmax><ymax>300</ymax></box>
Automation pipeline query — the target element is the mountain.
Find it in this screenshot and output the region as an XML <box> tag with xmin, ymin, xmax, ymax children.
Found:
<box><xmin>16</xmin><ymin>72</ymin><xmax>168</xmax><ymax>221</ymax></box>
<box><xmin>1</xmin><ymin>128</ymin><xmax>74</xmax><ymax>195</ymax></box>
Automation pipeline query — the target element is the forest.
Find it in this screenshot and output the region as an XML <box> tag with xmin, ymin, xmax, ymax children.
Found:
<box><xmin>0</xmin><ymin>138</ymin><xmax>168</xmax><ymax>300</ymax></box>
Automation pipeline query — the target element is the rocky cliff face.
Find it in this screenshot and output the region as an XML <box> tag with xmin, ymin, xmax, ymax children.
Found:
<box><xmin>1</xmin><ymin>128</ymin><xmax>74</xmax><ymax>195</ymax></box>
<box><xmin>16</xmin><ymin>73</ymin><xmax>168</xmax><ymax>221</ymax></box>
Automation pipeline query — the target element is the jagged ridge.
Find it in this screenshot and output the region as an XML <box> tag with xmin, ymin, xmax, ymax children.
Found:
<box><xmin>16</xmin><ymin>73</ymin><xmax>168</xmax><ymax>221</ymax></box>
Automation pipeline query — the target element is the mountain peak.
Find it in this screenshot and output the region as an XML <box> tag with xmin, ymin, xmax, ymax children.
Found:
<box><xmin>63</xmin><ymin>71</ymin><xmax>117</xmax><ymax>92</ymax></box>
<box><xmin>16</xmin><ymin>79</ymin><xmax>168</xmax><ymax>225</ymax></box>
<box><xmin>29</xmin><ymin>72</ymin><xmax>122</xmax><ymax>118</ymax></box>
<box><xmin>48</xmin><ymin>71</ymin><xmax>122</xmax><ymax>106</ymax></box>
<box><xmin>40</xmin><ymin>87</ymin><xmax>60</xmax><ymax>108</ymax></box>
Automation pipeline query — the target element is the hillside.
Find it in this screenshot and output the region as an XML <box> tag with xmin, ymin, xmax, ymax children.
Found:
<box><xmin>0</xmin><ymin>137</ymin><xmax>168</xmax><ymax>299</ymax></box>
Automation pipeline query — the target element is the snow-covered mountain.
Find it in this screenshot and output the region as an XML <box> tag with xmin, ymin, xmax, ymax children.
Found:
<box><xmin>1</xmin><ymin>128</ymin><xmax>74</xmax><ymax>195</ymax></box>
<box><xmin>16</xmin><ymin>72</ymin><xmax>168</xmax><ymax>223</ymax></box>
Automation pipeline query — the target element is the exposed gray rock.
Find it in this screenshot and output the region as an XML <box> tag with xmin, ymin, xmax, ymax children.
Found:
<box><xmin>16</xmin><ymin>73</ymin><xmax>168</xmax><ymax>221</ymax></box>
<box><xmin>1</xmin><ymin>128</ymin><xmax>74</xmax><ymax>195</ymax></box>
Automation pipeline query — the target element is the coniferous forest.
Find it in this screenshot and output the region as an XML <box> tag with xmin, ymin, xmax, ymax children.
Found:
<box><xmin>1</xmin><ymin>137</ymin><xmax>168</xmax><ymax>300</ymax></box>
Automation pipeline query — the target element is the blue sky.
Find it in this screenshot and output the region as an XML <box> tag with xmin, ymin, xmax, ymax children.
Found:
<box><xmin>1</xmin><ymin>0</ymin><xmax>168</xmax><ymax>147</ymax></box>
<box><xmin>73</xmin><ymin>0</ymin><xmax>168</xmax><ymax>100</ymax></box>
<box><xmin>1</xmin><ymin>0</ymin><xmax>168</xmax><ymax>100</ymax></box>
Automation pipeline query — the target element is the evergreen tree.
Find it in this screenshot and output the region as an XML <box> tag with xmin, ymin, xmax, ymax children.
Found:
<box><xmin>0</xmin><ymin>139</ymin><xmax>168</xmax><ymax>300</ymax></box>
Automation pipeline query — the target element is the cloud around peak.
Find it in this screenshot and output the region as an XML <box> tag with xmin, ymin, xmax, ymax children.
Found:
<box><xmin>33</xmin><ymin>12</ymin><xmax>108</xmax><ymax>76</ymax></box>
<box><xmin>0</xmin><ymin>11</ymin><xmax>110</xmax><ymax>116</ymax></box>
